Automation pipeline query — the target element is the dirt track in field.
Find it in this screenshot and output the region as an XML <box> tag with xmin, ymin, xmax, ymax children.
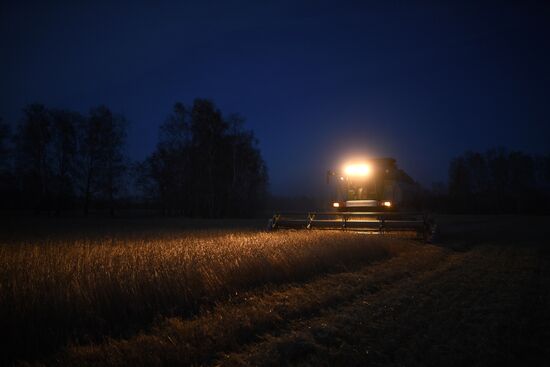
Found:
<box><xmin>217</xmin><ymin>245</ymin><xmax>549</xmax><ymax>367</ymax></box>
<box><xmin>58</xmin><ymin>216</ymin><xmax>550</xmax><ymax>367</ymax></box>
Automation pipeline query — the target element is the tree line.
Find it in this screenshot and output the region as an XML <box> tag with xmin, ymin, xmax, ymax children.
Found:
<box><xmin>428</xmin><ymin>148</ymin><xmax>550</xmax><ymax>214</ymax></box>
<box><xmin>136</xmin><ymin>100</ymin><xmax>268</xmax><ymax>217</ymax></box>
<box><xmin>2</xmin><ymin>102</ymin><xmax>548</xmax><ymax>216</ymax></box>
<box><xmin>0</xmin><ymin>105</ymin><xmax>127</xmax><ymax>215</ymax></box>
<box><xmin>0</xmin><ymin>99</ymin><xmax>268</xmax><ymax>217</ymax></box>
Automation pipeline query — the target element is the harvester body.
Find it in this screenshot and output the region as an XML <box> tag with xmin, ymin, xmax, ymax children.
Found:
<box><xmin>330</xmin><ymin>157</ymin><xmax>404</xmax><ymax>211</ymax></box>
<box><xmin>269</xmin><ymin>157</ymin><xmax>437</xmax><ymax>242</ymax></box>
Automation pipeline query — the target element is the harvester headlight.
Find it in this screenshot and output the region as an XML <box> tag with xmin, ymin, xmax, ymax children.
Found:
<box><xmin>344</xmin><ymin>163</ymin><xmax>371</xmax><ymax>176</ymax></box>
<box><xmin>332</xmin><ymin>202</ymin><xmax>340</xmax><ymax>208</ymax></box>
<box><xmin>383</xmin><ymin>201</ymin><xmax>392</xmax><ymax>207</ymax></box>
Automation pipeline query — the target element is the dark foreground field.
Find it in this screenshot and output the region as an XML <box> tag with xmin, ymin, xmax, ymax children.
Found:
<box><xmin>1</xmin><ymin>215</ymin><xmax>549</xmax><ymax>366</ymax></box>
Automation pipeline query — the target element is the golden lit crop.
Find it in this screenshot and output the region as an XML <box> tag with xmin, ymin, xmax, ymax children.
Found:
<box><xmin>0</xmin><ymin>229</ymin><xmax>404</xmax><ymax>362</ymax></box>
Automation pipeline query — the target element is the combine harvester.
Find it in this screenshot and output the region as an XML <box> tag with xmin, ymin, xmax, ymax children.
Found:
<box><xmin>268</xmin><ymin>158</ymin><xmax>437</xmax><ymax>242</ymax></box>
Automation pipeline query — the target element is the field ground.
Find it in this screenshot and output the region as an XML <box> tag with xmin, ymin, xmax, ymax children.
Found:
<box><xmin>1</xmin><ymin>215</ymin><xmax>549</xmax><ymax>366</ymax></box>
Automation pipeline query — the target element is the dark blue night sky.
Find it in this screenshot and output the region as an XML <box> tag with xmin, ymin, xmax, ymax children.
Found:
<box><xmin>2</xmin><ymin>1</ymin><xmax>549</xmax><ymax>195</ymax></box>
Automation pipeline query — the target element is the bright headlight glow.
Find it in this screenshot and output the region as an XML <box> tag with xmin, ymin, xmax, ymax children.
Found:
<box><xmin>383</xmin><ymin>201</ymin><xmax>392</xmax><ymax>207</ymax></box>
<box><xmin>333</xmin><ymin>202</ymin><xmax>340</xmax><ymax>208</ymax></box>
<box><xmin>344</xmin><ymin>163</ymin><xmax>371</xmax><ymax>176</ymax></box>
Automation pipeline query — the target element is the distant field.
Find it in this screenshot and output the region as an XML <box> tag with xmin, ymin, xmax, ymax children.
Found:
<box><xmin>1</xmin><ymin>215</ymin><xmax>549</xmax><ymax>366</ymax></box>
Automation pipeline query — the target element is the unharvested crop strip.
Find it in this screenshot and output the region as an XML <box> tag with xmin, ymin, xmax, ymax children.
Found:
<box><xmin>52</xmin><ymin>244</ymin><xmax>450</xmax><ymax>366</ymax></box>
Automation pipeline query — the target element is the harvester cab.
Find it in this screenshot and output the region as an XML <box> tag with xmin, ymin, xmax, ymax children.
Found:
<box><xmin>327</xmin><ymin>157</ymin><xmax>400</xmax><ymax>212</ymax></box>
<box><xmin>268</xmin><ymin>157</ymin><xmax>437</xmax><ymax>242</ymax></box>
